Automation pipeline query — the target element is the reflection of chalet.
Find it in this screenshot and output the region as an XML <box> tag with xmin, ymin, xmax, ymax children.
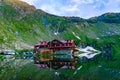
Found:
<box><xmin>34</xmin><ymin>55</ymin><xmax>76</xmax><ymax>69</ymax></box>
<box><xmin>34</xmin><ymin>39</ymin><xmax>76</xmax><ymax>69</ymax></box>
<box><xmin>39</xmin><ymin>55</ymin><xmax>53</xmax><ymax>61</ymax></box>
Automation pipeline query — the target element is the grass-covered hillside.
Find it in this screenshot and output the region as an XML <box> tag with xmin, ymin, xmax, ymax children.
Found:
<box><xmin>0</xmin><ymin>0</ymin><xmax>120</xmax><ymax>50</ymax></box>
<box><xmin>0</xmin><ymin>0</ymin><xmax>120</xmax><ymax>80</ymax></box>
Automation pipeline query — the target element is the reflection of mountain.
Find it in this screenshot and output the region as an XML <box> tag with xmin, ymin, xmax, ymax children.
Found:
<box><xmin>34</xmin><ymin>55</ymin><xmax>76</xmax><ymax>70</ymax></box>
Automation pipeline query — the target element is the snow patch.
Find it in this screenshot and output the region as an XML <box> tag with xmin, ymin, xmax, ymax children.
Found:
<box><xmin>78</xmin><ymin>46</ymin><xmax>101</xmax><ymax>59</ymax></box>
<box><xmin>74</xmin><ymin>65</ymin><xmax>82</xmax><ymax>75</ymax></box>
<box><xmin>78</xmin><ymin>46</ymin><xmax>97</xmax><ymax>53</ymax></box>
<box><xmin>96</xmin><ymin>37</ymin><xmax>100</xmax><ymax>40</ymax></box>
<box><xmin>78</xmin><ymin>52</ymin><xmax>100</xmax><ymax>59</ymax></box>
<box><xmin>72</xmin><ymin>32</ymin><xmax>81</xmax><ymax>40</ymax></box>
<box><xmin>54</xmin><ymin>31</ymin><xmax>59</xmax><ymax>35</ymax></box>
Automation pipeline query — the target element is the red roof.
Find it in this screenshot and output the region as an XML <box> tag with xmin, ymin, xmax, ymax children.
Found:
<box><xmin>34</xmin><ymin>40</ymin><xmax>75</xmax><ymax>47</ymax></box>
<box><xmin>35</xmin><ymin>41</ymin><xmax>48</xmax><ymax>46</ymax></box>
<box><xmin>40</xmin><ymin>41</ymin><xmax>48</xmax><ymax>45</ymax></box>
<box><xmin>60</xmin><ymin>40</ymin><xmax>74</xmax><ymax>44</ymax></box>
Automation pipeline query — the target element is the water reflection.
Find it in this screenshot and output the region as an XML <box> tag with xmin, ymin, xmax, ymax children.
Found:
<box><xmin>34</xmin><ymin>54</ymin><xmax>77</xmax><ymax>70</ymax></box>
<box><xmin>15</xmin><ymin>56</ymin><xmax>33</xmax><ymax>59</ymax></box>
<box><xmin>0</xmin><ymin>50</ymin><xmax>101</xmax><ymax>80</ymax></box>
<box><xmin>0</xmin><ymin>49</ymin><xmax>100</xmax><ymax>71</ymax></box>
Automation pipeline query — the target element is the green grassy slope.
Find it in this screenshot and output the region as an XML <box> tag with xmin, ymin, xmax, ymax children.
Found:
<box><xmin>0</xmin><ymin>1</ymin><xmax>120</xmax><ymax>80</ymax></box>
<box><xmin>0</xmin><ymin>0</ymin><xmax>120</xmax><ymax>50</ymax></box>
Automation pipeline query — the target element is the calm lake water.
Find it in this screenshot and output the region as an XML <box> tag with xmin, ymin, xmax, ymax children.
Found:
<box><xmin>0</xmin><ymin>50</ymin><xmax>120</xmax><ymax>80</ymax></box>
<box><xmin>0</xmin><ymin>52</ymin><xmax>82</xmax><ymax>80</ymax></box>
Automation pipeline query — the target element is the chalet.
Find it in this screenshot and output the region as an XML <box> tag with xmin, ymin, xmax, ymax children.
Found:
<box><xmin>34</xmin><ymin>39</ymin><xmax>76</xmax><ymax>54</ymax></box>
<box><xmin>34</xmin><ymin>41</ymin><xmax>53</xmax><ymax>54</ymax></box>
<box><xmin>34</xmin><ymin>39</ymin><xmax>77</xmax><ymax>69</ymax></box>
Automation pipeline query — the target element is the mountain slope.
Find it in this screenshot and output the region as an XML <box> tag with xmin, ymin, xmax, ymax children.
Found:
<box><xmin>0</xmin><ymin>0</ymin><xmax>120</xmax><ymax>50</ymax></box>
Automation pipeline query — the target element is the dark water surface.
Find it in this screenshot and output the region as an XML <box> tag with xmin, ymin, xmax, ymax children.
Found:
<box><xmin>0</xmin><ymin>51</ymin><xmax>120</xmax><ymax>80</ymax></box>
